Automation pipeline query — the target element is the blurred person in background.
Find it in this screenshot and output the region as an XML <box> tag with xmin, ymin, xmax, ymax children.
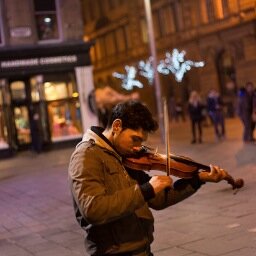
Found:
<box><xmin>207</xmin><ymin>89</ymin><xmax>226</xmax><ymax>141</ymax></box>
<box><xmin>188</xmin><ymin>90</ymin><xmax>205</xmax><ymax>144</ymax></box>
<box><xmin>237</xmin><ymin>82</ymin><xmax>256</xmax><ymax>143</ymax></box>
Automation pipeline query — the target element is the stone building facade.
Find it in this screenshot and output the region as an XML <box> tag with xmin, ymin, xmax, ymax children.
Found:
<box><xmin>81</xmin><ymin>0</ymin><xmax>256</xmax><ymax>116</ymax></box>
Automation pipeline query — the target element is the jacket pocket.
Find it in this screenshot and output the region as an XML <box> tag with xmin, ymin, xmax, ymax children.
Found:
<box><xmin>86</xmin><ymin>222</ymin><xmax>115</xmax><ymax>254</ymax></box>
<box><xmin>111</xmin><ymin>213</ymin><xmax>145</xmax><ymax>244</ymax></box>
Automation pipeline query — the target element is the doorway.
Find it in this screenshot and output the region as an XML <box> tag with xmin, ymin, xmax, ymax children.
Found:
<box><xmin>216</xmin><ymin>50</ymin><xmax>237</xmax><ymax>117</ymax></box>
<box><xmin>10</xmin><ymin>78</ymin><xmax>32</xmax><ymax>149</ymax></box>
<box><xmin>9</xmin><ymin>77</ymin><xmax>50</xmax><ymax>151</ymax></box>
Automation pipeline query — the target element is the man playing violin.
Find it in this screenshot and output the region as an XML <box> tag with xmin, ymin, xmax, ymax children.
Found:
<box><xmin>68</xmin><ymin>100</ymin><xmax>227</xmax><ymax>256</ymax></box>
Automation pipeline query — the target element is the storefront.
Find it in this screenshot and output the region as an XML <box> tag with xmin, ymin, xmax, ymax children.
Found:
<box><xmin>0</xmin><ymin>41</ymin><xmax>96</xmax><ymax>157</ymax></box>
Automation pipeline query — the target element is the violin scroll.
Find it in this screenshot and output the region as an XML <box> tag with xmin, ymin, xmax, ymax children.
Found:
<box><xmin>224</xmin><ymin>174</ymin><xmax>244</xmax><ymax>190</ymax></box>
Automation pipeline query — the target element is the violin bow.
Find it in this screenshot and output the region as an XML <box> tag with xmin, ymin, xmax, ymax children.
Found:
<box><xmin>163</xmin><ymin>98</ymin><xmax>171</xmax><ymax>176</ymax></box>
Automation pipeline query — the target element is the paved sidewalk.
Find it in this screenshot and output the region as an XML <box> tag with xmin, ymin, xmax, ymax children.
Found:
<box><xmin>0</xmin><ymin>118</ymin><xmax>255</xmax><ymax>256</ymax></box>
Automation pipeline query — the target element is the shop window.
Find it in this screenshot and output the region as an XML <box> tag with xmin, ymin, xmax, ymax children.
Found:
<box><xmin>0</xmin><ymin>89</ymin><xmax>8</xmax><ymax>149</ymax></box>
<box><xmin>14</xmin><ymin>106</ymin><xmax>31</xmax><ymax>145</ymax></box>
<box><xmin>44</xmin><ymin>82</ymin><xmax>68</xmax><ymax>101</ymax></box>
<box><xmin>48</xmin><ymin>100</ymin><xmax>82</xmax><ymax>141</ymax></box>
<box><xmin>34</xmin><ymin>0</ymin><xmax>59</xmax><ymax>41</ymax></box>
<box><xmin>42</xmin><ymin>75</ymin><xmax>82</xmax><ymax>141</ymax></box>
<box><xmin>10</xmin><ymin>81</ymin><xmax>26</xmax><ymax>100</ymax></box>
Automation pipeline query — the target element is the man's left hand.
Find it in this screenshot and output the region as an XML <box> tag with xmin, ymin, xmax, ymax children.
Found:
<box><xmin>198</xmin><ymin>165</ymin><xmax>227</xmax><ymax>183</ymax></box>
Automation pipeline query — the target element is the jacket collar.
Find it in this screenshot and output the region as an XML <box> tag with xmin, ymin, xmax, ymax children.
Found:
<box><xmin>82</xmin><ymin>126</ymin><xmax>121</xmax><ymax>160</ymax></box>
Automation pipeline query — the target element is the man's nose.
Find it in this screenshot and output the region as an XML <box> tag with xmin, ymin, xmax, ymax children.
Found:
<box><xmin>132</xmin><ymin>146</ymin><xmax>142</xmax><ymax>152</ymax></box>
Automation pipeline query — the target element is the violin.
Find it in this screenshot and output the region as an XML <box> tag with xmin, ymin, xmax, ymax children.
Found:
<box><xmin>123</xmin><ymin>146</ymin><xmax>244</xmax><ymax>190</ymax></box>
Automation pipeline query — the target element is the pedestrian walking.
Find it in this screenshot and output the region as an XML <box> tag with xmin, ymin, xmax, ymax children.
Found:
<box><xmin>188</xmin><ymin>91</ymin><xmax>205</xmax><ymax>144</ymax></box>
<box><xmin>237</xmin><ymin>82</ymin><xmax>256</xmax><ymax>143</ymax></box>
<box><xmin>207</xmin><ymin>89</ymin><xmax>226</xmax><ymax>141</ymax></box>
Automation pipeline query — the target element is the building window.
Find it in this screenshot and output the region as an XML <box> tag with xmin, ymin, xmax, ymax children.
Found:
<box><xmin>83</xmin><ymin>0</ymin><xmax>96</xmax><ymax>23</ymax></box>
<box><xmin>205</xmin><ymin>0</ymin><xmax>216</xmax><ymax>22</ymax></box>
<box><xmin>153</xmin><ymin>11</ymin><xmax>161</xmax><ymax>39</ymax></box>
<box><xmin>159</xmin><ymin>5</ymin><xmax>176</xmax><ymax>35</ymax></box>
<box><xmin>204</xmin><ymin>0</ymin><xmax>231</xmax><ymax>22</ymax></box>
<box><xmin>92</xmin><ymin>27</ymin><xmax>129</xmax><ymax>62</ymax></box>
<box><xmin>108</xmin><ymin>0</ymin><xmax>119</xmax><ymax>9</ymax></box>
<box><xmin>221</xmin><ymin>0</ymin><xmax>230</xmax><ymax>17</ymax></box>
<box><xmin>124</xmin><ymin>25</ymin><xmax>132</xmax><ymax>49</ymax></box>
<box><xmin>239</xmin><ymin>0</ymin><xmax>256</xmax><ymax>11</ymax></box>
<box><xmin>140</xmin><ymin>18</ymin><xmax>148</xmax><ymax>43</ymax></box>
<box><xmin>115</xmin><ymin>27</ymin><xmax>126</xmax><ymax>53</ymax></box>
<box><xmin>105</xmin><ymin>32</ymin><xmax>116</xmax><ymax>57</ymax></box>
<box><xmin>94</xmin><ymin>37</ymin><xmax>106</xmax><ymax>62</ymax></box>
<box><xmin>34</xmin><ymin>0</ymin><xmax>59</xmax><ymax>41</ymax></box>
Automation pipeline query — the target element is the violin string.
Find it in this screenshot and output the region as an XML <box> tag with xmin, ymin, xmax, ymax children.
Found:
<box><xmin>163</xmin><ymin>98</ymin><xmax>171</xmax><ymax>176</ymax></box>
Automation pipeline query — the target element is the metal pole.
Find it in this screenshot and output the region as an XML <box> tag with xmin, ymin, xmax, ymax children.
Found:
<box><xmin>144</xmin><ymin>0</ymin><xmax>164</xmax><ymax>141</ymax></box>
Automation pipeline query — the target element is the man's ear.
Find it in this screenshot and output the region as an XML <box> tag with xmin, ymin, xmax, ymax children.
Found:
<box><xmin>112</xmin><ymin>119</ymin><xmax>122</xmax><ymax>132</ymax></box>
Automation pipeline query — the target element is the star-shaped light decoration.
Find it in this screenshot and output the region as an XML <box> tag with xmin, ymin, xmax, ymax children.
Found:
<box><xmin>113</xmin><ymin>49</ymin><xmax>205</xmax><ymax>89</ymax></box>
<box><xmin>138</xmin><ymin>57</ymin><xmax>154</xmax><ymax>85</ymax></box>
<box><xmin>112</xmin><ymin>65</ymin><xmax>143</xmax><ymax>90</ymax></box>
<box><xmin>157</xmin><ymin>49</ymin><xmax>205</xmax><ymax>82</ymax></box>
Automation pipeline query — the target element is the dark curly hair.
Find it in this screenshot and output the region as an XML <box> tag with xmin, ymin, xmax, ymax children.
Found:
<box><xmin>106</xmin><ymin>100</ymin><xmax>158</xmax><ymax>132</ymax></box>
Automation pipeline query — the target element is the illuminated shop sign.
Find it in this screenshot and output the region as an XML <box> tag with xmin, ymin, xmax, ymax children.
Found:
<box><xmin>0</xmin><ymin>55</ymin><xmax>78</xmax><ymax>68</ymax></box>
<box><xmin>113</xmin><ymin>49</ymin><xmax>205</xmax><ymax>90</ymax></box>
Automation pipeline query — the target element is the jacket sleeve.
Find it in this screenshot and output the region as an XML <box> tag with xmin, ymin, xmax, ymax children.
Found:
<box><xmin>148</xmin><ymin>176</ymin><xmax>204</xmax><ymax>210</ymax></box>
<box><xmin>68</xmin><ymin>145</ymin><xmax>146</xmax><ymax>225</ymax></box>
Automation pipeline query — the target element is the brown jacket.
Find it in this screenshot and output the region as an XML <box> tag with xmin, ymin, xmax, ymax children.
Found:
<box><xmin>68</xmin><ymin>127</ymin><xmax>202</xmax><ymax>255</ymax></box>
